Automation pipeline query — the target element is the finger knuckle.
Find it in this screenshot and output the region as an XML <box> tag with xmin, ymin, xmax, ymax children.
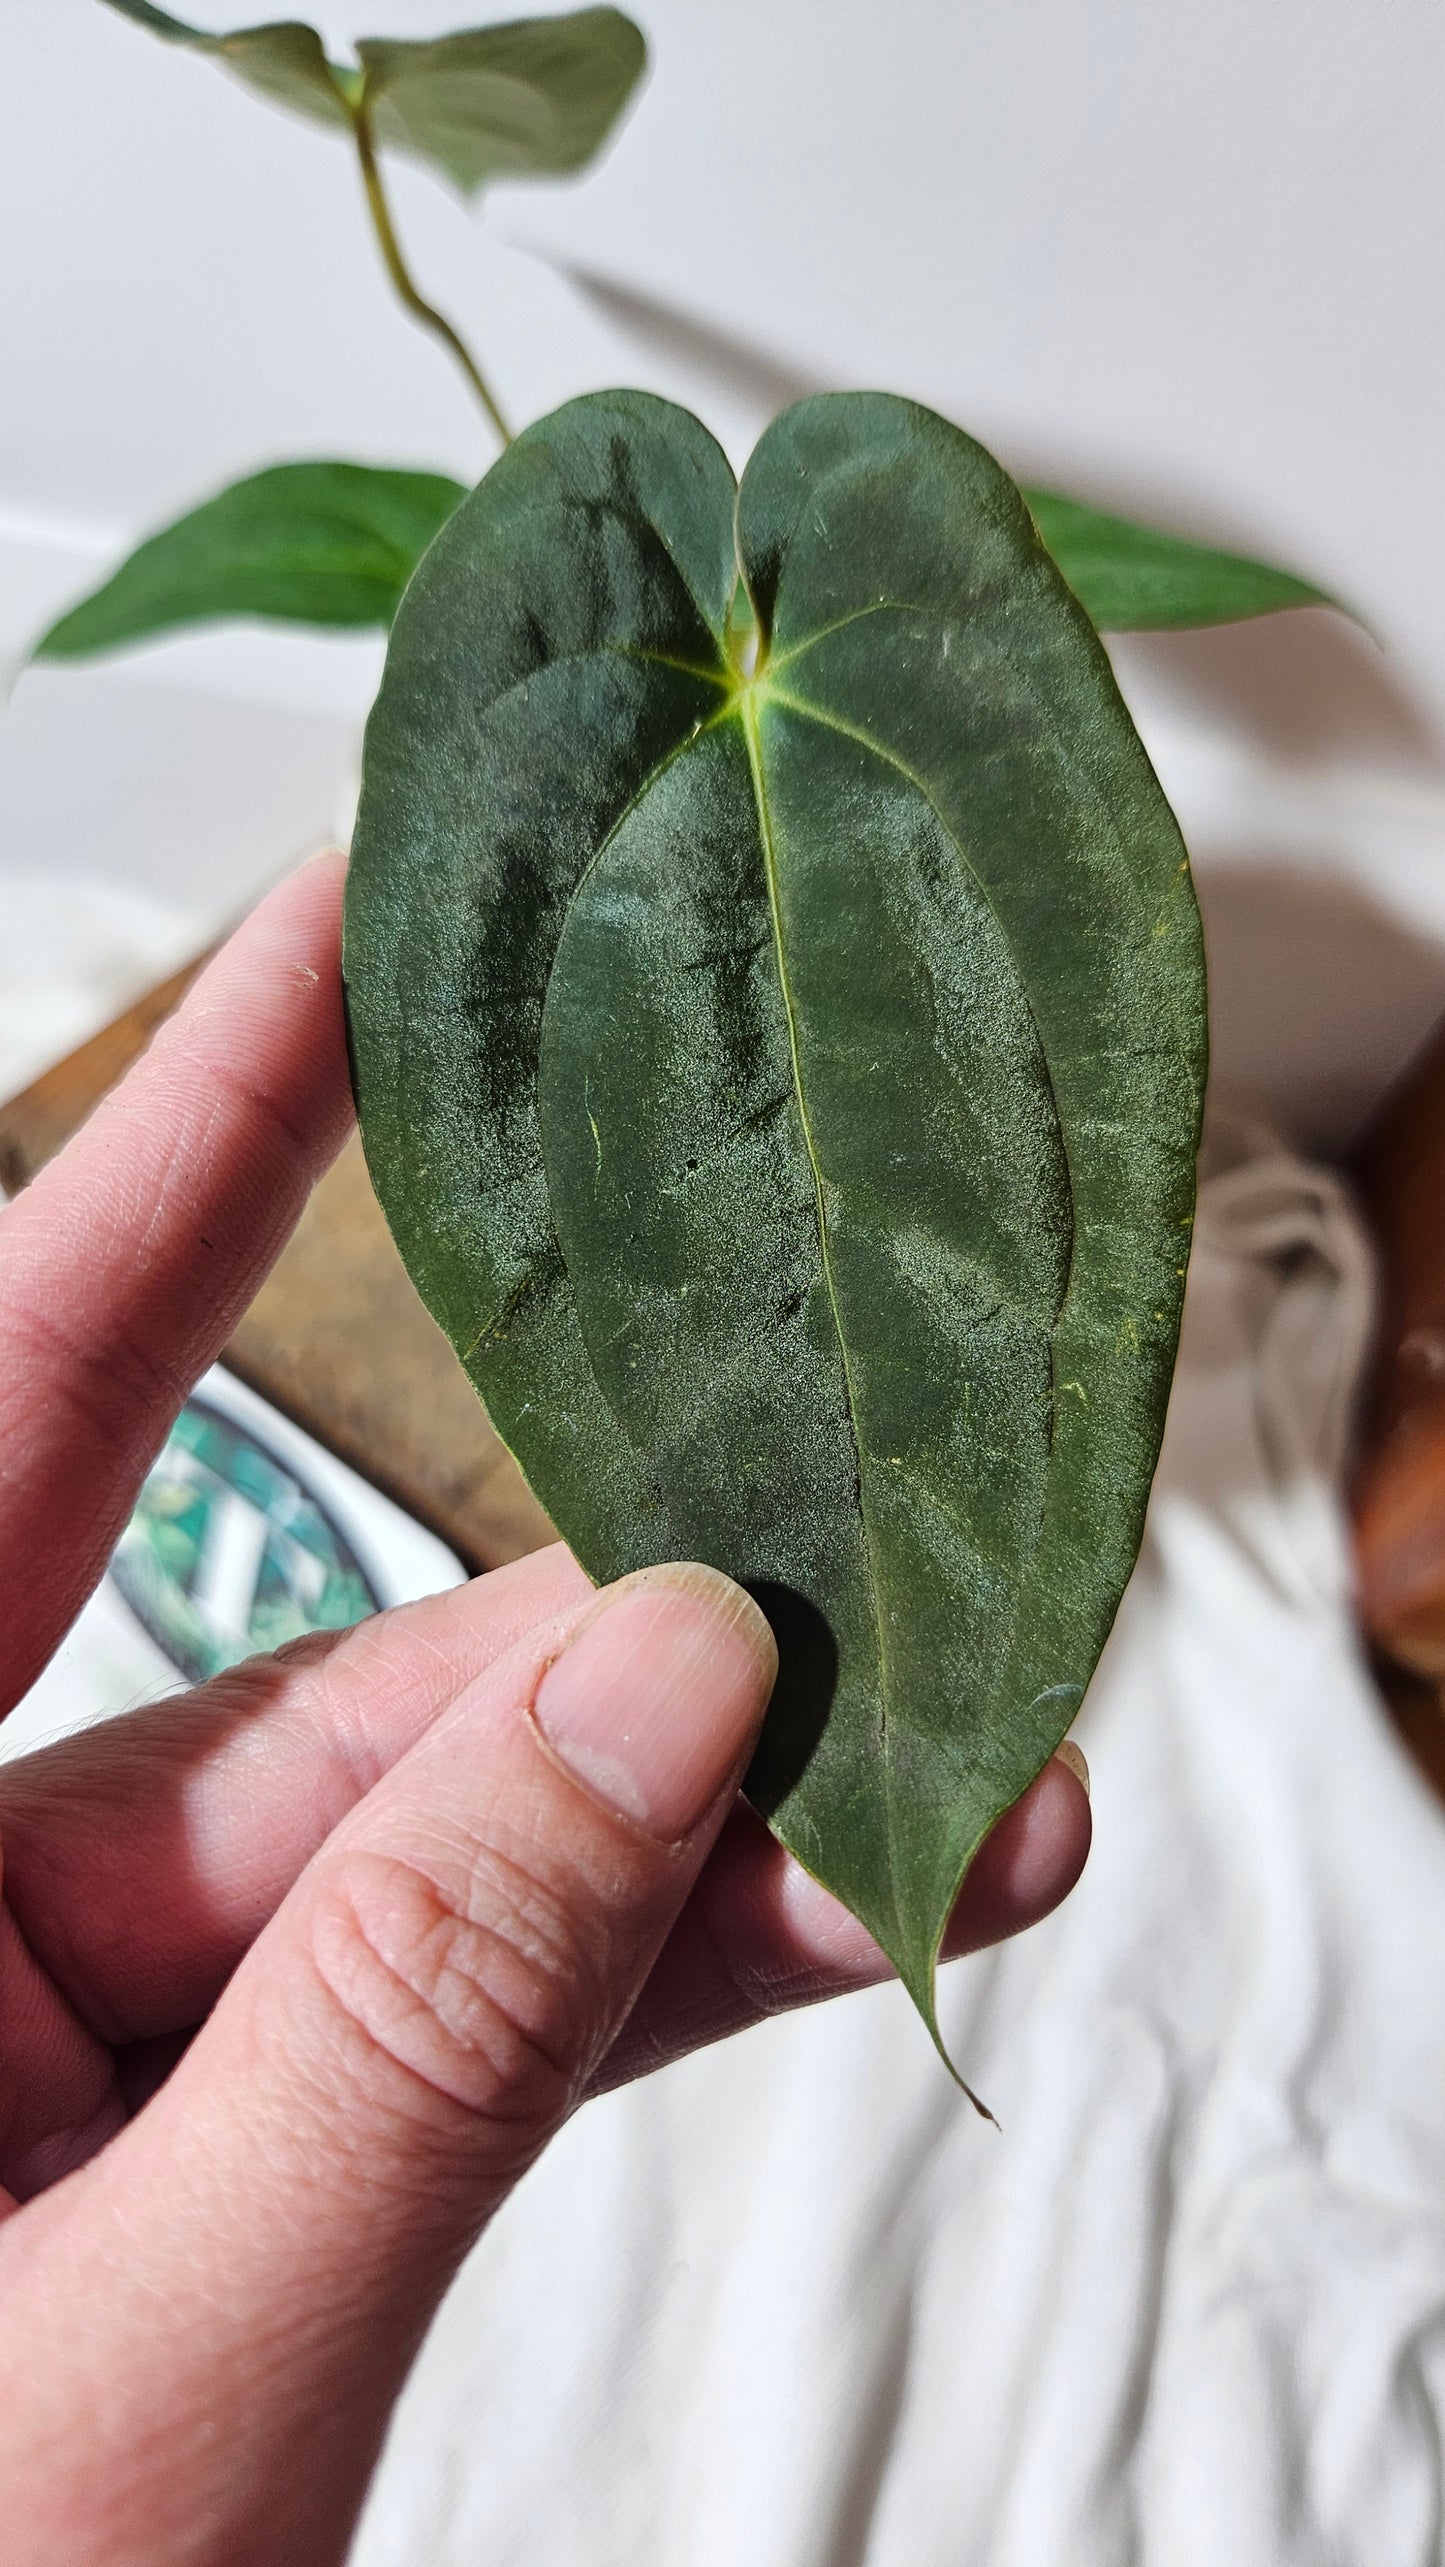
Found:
<box><xmin>311</xmin><ymin>1842</ymin><xmax>607</xmax><ymax>2145</ymax></box>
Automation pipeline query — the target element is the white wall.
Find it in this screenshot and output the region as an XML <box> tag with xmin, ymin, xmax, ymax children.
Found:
<box><xmin>4</xmin><ymin>0</ymin><xmax>1444</xmax><ymax>1133</ymax></box>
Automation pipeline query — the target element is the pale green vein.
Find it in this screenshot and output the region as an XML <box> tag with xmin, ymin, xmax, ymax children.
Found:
<box><xmin>766</xmin><ymin>597</ymin><xmax>931</xmax><ymax>679</ymax></box>
<box><xmin>454</xmin><ymin>639</ymin><xmax>723</xmax><ymax>741</ymax></box>
<box><xmin>631</xmin><ymin>647</ymin><xmax>734</xmax><ymax>689</ymax></box>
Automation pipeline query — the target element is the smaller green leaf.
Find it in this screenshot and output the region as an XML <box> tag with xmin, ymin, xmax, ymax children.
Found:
<box><xmin>34</xmin><ymin>462</ymin><xmax>467</xmax><ymax>660</ymax></box>
<box><xmin>1025</xmin><ymin>488</ymin><xmax>1335</xmax><ymax>630</ymax></box>
<box><xmin>356</xmin><ymin>11</ymin><xmax>648</xmax><ymax>197</ymax></box>
<box><xmin>99</xmin><ymin>0</ymin><xmax>350</xmax><ymax>129</ymax></box>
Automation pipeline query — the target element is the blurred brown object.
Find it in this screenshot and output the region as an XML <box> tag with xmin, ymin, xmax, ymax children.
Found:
<box><xmin>1354</xmin><ymin>1013</ymin><xmax>1445</xmax><ymax>1711</ymax></box>
<box><xmin>0</xmin><ymin>952</ymin><xmax>555</xmax><ymax>1574</ymax></box>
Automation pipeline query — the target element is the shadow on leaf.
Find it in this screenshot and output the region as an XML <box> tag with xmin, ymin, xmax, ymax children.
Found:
<box><xmin>743</xmin><ymin>1580</ymin><xmax>839</xmax><ymax>1815</ymax></box>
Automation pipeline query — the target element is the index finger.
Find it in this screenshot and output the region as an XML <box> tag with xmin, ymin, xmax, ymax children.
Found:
<box><xmin>0</xmin><ymin>852</ymin><xmax>353</xmax><ymax>1715</ymax></box>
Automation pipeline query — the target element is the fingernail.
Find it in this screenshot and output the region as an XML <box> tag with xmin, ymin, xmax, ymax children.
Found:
<box><xmin>1055</xmin><ymin>1738</ymin><xmax>1090</xmax><ymax>1798</ymax></box>
<box><xmin>532</xmin><ymin>1564</ymin><xmax>778</xmax><ymax>1841</ymax></box>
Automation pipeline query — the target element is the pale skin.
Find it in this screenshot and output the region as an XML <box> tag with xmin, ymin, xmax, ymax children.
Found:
<box><xmin>0</xmin><ymin>852</ymin><xmax>1091</xmax><ymax>2564</ymax></box>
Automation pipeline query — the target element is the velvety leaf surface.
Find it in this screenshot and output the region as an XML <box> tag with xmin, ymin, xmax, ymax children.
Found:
<box><xmin>34</xmin><ymin>463</ymin><xmax>466</xmax><ymax>658</ymax></box>
<box><xmin>1026</xmin><ymin>487</ymin><xmax>1333</xmax><ymax>629</ymax></box>
<box><xmin>344</xmin><ymin>391</ymin><xmax>1207</xmax><ymax>2041</ymax></box>
<box><xmin>358</xmin><ymin>11</ymin><xmax>648</xmax><ymax>197</ymax></box>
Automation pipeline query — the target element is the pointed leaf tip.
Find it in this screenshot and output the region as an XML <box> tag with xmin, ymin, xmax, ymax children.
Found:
<box><xmin>1026</xmin><ymin>488</ymin><xmax>1337</xmax><ymax>631</ymax></box>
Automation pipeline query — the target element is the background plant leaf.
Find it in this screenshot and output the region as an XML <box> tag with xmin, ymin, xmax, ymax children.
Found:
<box><xmin>101</xmin><ymin>2</ymin><xmax>647</xmax><ymax>196</ymax></box>
<box><xmin>33</xmin><ymin>462</ymin><xmax>466</xmax><ymax>658</ymax></box>
<box><xmin>357</xmin><ymin>12</ymin><xmax>648</xmax><ymax>197</ymax></box>
<box><xmin>344</xmin><ymin>390</ymin><xmax>1208</xmax><ymax>2051</ymax></box>
<box><xmin>1026</xmin><ymin>487</ymin><xmax>1334</xmax><ymax>629</ymax></box>
<box><xmin>99</xmin><ymin>0</ymin><xmax>351</xmax><ymax>128</ymax></box>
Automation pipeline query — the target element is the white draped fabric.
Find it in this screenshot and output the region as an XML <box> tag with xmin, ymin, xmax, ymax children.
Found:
<box><xmin>354</xmin><ymin>1129</ymin><xmax>1445</xmax><ymax>2566</ymax></box>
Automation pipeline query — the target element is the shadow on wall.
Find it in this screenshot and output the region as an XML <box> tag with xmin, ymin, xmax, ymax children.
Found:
<box><xmin>1118</xmin><ymin>617</ymin><xmax>1445</xmax><ymax>1153</ymax></box>
<box><xmin>1198</xmin><ymin>867</ymin><xmax>1445</xmax><ymax>1154</ymax></box>
<box><xmin>1110</xmin><ymin>611</ymin><xmax>1442</xmax><ymax>779</ymax></box>
<box><xmin>547</xmin><ymin>258</ymin><xmax>831</xmax><ymax>419</ymax></box>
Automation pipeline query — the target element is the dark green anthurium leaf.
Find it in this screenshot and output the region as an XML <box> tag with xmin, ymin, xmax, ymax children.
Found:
<box><xmin>342</xmin><ymin>390</ymin><xmax>1208</xmax><ymax>2061</ymax></box>
<box><xmin>100</xmin><ymin>1</ymin><xmax>647</xmax><ymax>198</ymax></box>
<box><xmin>33</xmin><ymin>463</ymin><xmax>467</xmax><ymax>659</ymax></box>
<box><xmin>1025</xmin><ymin>487</ymin><xmax>1334</xmax><ymax>630</ymax></box>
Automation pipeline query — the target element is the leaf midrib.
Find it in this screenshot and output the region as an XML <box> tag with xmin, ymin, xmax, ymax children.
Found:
<box><xmin>518</xmin><ymin>645</ymin><xmax>903</xmax><ymax>1778</ymax></box>
<box><xmin>738</xmin><ymin>687</ymin><xmax>901</xmax><ymax>1930</ymax></box>
<box><xmin>537</xmin><ymin>639</ymin><xmax>1075</xmax><ymax>1963</ymax></box>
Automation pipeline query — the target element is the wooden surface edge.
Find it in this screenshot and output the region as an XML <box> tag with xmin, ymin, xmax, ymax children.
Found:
<box><xmin>0</xmin><ymin>949</ymin><xmax>555</xmax><ymax>1575</ymax></box>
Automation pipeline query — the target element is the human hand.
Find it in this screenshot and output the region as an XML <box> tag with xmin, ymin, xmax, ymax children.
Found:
<box><xmin>0</xmin><ymin>854</ymin><xmax>1090</xmax><ymax>2564</ymax></box>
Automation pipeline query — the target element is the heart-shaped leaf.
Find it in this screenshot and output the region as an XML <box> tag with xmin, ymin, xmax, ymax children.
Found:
<box><xmin>33</xmin><ymin>463</ymin><xmax>466</xmax><ymax>658</ymax></box>
<box><xmin>1025</xmin><ymin>487</ymin><xmax>1334</xmax><ymax>629</ymax></box>
<box><xmin>101</xmin><ymin>2</ymin><xmax>647</xmax><ymax>198</ymax></box>
<box><xmin>352</xmin><ymin>388</ymin><xmax>1211</xmax><ymax>2052</ymax></box>
<box><xmin>356</xmin><ymin>13</ymin><xmax>648</xmax><ymax>198</ymax></box>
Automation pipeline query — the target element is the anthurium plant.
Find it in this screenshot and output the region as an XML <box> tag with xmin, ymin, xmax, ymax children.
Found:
<box><xmin>42</xmin><ymin>1</ymin><xmax>1335</xmax><ymax>2068</ymax></box>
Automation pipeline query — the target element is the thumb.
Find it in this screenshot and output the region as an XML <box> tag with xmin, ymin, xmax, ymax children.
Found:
<box><xmin>3</xmin><ymin>1563</ymin><xmax>776</xmax><ymax>2567</ymax></box>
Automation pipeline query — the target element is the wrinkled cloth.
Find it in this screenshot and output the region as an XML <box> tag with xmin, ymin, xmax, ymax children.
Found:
<box><xmin>353</xmin><ymin>1132</ymin><xmax>1445</xmax><ymax>2567</ymax></box>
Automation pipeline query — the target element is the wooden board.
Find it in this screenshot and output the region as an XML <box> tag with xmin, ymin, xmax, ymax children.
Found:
<box><xmin>0</xmin><ymin>960</ymin><xmax>555</xmax><ymax>1573</ymax></box>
